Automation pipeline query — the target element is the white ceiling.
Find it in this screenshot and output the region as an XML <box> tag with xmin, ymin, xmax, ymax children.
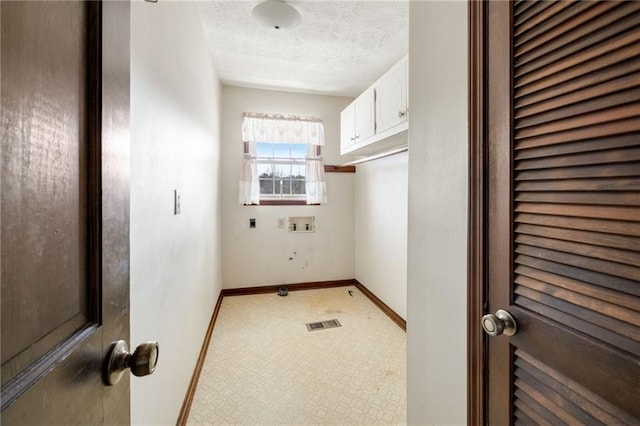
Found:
<box><xmin>197</xmin><ymin>1</ymin><xmax>409</xmax><ymax>98</ymax></box>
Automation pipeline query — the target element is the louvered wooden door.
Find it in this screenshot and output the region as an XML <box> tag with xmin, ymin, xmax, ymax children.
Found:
<box><xmin>486</xmin><ymin>1</ymin><xmax>640</xmax><ymax>424</ymax></box>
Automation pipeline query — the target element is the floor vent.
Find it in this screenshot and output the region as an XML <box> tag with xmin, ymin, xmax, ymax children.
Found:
<box><xmin>305</xmin><ymin>319</ymin><xmax>342</xmax><ymax>332</ymax></box>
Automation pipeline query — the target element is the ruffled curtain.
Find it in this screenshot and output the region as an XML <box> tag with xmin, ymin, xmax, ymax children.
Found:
<box><xmin>241</xmin><ymin>113</ymin><xmax>325</xmax><ymax>146</ymax></box>
<box><xmin>306</xmin><ymin>144</ymin><xmax>327</xmax><ymax>205</ymax></box>
<box><xmin>239</xmin><ymin>140</ymin><xmax>259</xmax><ymax>205</ymax></box>
<box><xmin>239</xmin><ymin>113</ymin><xmax>327</xmax><ymax>205</ymax></box>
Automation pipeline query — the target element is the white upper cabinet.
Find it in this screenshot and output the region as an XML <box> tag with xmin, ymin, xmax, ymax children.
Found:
<box><xmin>340</xmin><ymin>55</ymin><xmax>409</xmax><ymax>156</ymax></box>
<box><xmin>340</xmin><ymin>103</ymin><xmax>356</xmax><ymax>151</ymax></box>
<box><xmin>354</xmin><ymin>88</ymin><xmax>375</xmax><ymax>142</ymax></box>
<box><xmin>375</xmin><ymin>57</ymin><xmax>408</xmax><ymax>135</ymax></box>
<box><xmin>340</xmin><ymin>88</ymin><xmax>375</xmax><ymax>152</ymax></box>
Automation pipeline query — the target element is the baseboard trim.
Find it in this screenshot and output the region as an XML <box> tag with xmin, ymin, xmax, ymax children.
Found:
<box><xmin>223</xmin><ymin>279</ymin><xmax>406</xmax><ymax>331</ymax></box>
<box><xmin>176</xmin><ymin>290</ymin><xmax>224</xmax><ymax>426</ymax></box>
<box><xmin>354</xmin><ymin>279</ymin><xmax>406</xmax><ymax>331</ymax></box>
<box><xmin>222</xmin><ymin>279</ymin><xmax>355</xmax><ymax>297</ymax></box>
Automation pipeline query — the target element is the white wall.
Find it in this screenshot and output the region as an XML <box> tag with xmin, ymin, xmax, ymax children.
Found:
<box><xmin>221</xmin><ymin>87</ymin><xmax>355</xmax><ymax>289</ymax></box>
<box><xmin>355</xmin><ymin>152</ymin><xmax>408</xmax><ymax>319</ymax></box>
<box><xmin>407</xmin><ymin>2</ymin><xmax>468</xmax><ymax>425</ymax></box>
<box><xmin>130</xmin><ymin>2</ymin><xmax>222</xmax><ymax>424</ymax></box>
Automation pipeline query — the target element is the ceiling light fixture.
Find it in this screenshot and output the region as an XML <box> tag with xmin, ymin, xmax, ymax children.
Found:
<box><xmin>251</xmin><ymin>0</ymin><xmax>301</xmax><ymax>31</ymax></box>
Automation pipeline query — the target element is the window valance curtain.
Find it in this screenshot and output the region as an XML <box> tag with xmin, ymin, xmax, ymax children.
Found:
<box><xmin>241</xmin><ymin>113</ymin><xmax>325</xmax><ymax>146</ymax></box>
<box><xmin>239</xmin><ymin>113</ymin><xmax>327</xmax><ymax>205</ymax></box>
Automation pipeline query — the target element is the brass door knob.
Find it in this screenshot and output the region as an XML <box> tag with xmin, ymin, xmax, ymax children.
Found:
<box><xmin>106</xmin><ymin>340</ymin><xmax>159</xmax><ymax>385</ymax></box>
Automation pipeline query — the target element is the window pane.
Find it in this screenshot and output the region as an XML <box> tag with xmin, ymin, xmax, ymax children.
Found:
<box><xmin>257</xmin><ymin>164</ymin><xmax>273</xmax><ymax>178</ymax></box>
<box><xmin>291</xmin><ymin>144</ymin><xmax>306</xmax><ymax>159</ymax></box>
<box><xmin>292</xmin><ymin>180</ymin><xmax>306</xmax><ymax>195</ymax></box>
<box><xmin>259</xmin><ymin>179</ymin><xmax>274</xmax><ymax>194</ymax></box>
<box><xmin>273</xmin><ymin>144</ymin><xmax>290</xmax><ymax>159</ymax></box>
<box><xmin>274</xmin><ymin>163</ymin><xmax>290</xmax><ymax>179</ymax></box>
<box><xmin>254</xmin><ymin>139</ymin><xmax>311</xmax><ymax>199</ymax></box>
<box><xmin>291</xmin><ymin>164</ymin><xmax>305</xmax><ymax>178</ymax></box>
<box><xmin>256</xmin><ymin>142</ymin><xmax>273</xmax><ymax>158</ymax></box>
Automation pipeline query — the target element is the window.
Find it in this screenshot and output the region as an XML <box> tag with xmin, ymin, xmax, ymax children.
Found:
<box><xmin>239</xmin><ymin>113</ymin><xmax>327</xmax><ymax>205</ymax></box>
<box><xmin>256</xmin><ymin>142</ymin><xmax>308</xmax><ymax>199</ymax></box>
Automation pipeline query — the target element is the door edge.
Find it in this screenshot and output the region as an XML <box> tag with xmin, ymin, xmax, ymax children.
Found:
<box><xmin>468</xmin><ymin>1</ymin><xmax>487</xmax><ymax>424</ymax></box>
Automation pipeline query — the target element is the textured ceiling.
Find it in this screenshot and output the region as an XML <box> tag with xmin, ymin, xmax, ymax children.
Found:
<box><xmin>197</xmin><ymin>1</ymin><xmax>409</xmax><ymax>97</ymax></box>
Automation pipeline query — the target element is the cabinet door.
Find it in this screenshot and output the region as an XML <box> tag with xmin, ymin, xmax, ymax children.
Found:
<box><xmin>375</xmin><ymin>57</ymin><xmax>407</xmax><ymax>134</ymax></box>
<box><xmin>340</xmin><ymin>103</ymin><xmax>355</xmax><ymax>153</ymax></box>
<box><xmin>354</xmin><ymin>88</ymin><xmax>375</xmax><ymax>142</ymax></box>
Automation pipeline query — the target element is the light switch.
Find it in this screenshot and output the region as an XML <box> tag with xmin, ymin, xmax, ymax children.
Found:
<box><xmin>174</xmin><ymin>190</ymin><xmax>181</xmax><ymax>215</ymax></box>
<box><xmin>277</xmin><ymin>218</ymin><xmax>285</xmax><ymax>228</ymax></box>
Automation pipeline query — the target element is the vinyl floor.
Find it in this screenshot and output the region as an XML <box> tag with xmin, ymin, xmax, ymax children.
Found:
<box><xmin>187</xmin><ymin>285</ymin><xmax>407</xmax><ymax>425</ymax></box>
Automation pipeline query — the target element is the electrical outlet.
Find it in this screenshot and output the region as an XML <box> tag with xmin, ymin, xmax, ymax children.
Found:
<box><xmin>249</xmin><ymin>218</ymin><xmax>256</xmax><ymax>228</ymax></box>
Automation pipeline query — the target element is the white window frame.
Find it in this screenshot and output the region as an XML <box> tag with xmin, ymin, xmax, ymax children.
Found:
<box><xmin>256</xmin><ymin>156</ymin><xmax>307</xmax><ymax>201</ymax></box>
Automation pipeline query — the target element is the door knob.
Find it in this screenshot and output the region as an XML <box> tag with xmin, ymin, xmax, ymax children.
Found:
<box><xmin>482</xmin><ymin>309</ymin><xmax>517</xmax><ymax>337</ymax></box>
<box><xmin>105</xmin><ymin>340</ymin><xmax>159</xmax><ymax>385</ymax></box>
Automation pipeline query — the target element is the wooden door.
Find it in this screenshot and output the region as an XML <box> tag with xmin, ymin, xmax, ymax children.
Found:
<box><xmin>1</xmin><ymin>1</ymin><xmax>130</xmax><ymax>423</ymax></box>
<box><xmin>483</xmin><ymin>1</ymin><xmax>640</xmax><ymax>424</ymax></box>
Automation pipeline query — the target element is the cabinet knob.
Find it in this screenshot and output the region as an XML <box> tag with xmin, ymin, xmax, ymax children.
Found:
<box><xmin>398</xmin><ymin>110</ymin><xmax>406</xmax><ymax>118</ymax></box>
